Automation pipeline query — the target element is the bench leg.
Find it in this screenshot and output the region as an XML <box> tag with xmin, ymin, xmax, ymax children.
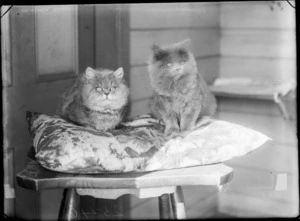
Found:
<box><xmin>58</xmin><ymin>188</ymin><xmax>80</xmax><ymax>221</ymax></box>
<box><xmin>159</xmin><ymin>194</ymin><xmax>171</xmax><ymax>219</ymax></box>
<box><xmin>276</xmin><ymin>97</ymin><xmax>291</xmax><ymax>120</ymax></box>
<box><xmin>170</xmin><ymin>186</ymin><xmax>186</xmax><ymax>219</ymax></box>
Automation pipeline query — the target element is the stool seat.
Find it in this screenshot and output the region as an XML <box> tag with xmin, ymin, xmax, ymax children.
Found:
<box><xmin>16</xmin><ymin>149</ymin><xmax>234</xmax><ymax>220</ymax></box>
<box><xmin>16</xmin><ymin>157</ymin><xmax>234</xmax><ymax>191</ymax></box>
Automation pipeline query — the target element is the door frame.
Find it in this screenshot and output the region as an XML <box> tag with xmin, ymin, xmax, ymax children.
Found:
<box><xmin>94</xmin><ymin>4</ymin><xmax>130</xmax><ymax>86</ymax></box>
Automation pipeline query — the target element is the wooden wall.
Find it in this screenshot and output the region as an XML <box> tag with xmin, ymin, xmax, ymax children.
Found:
<box><xmin>128</xmin><ymin>2</ymin><xmax>221</xmax><ymax>118</ymax></box>
<box><xmin>219</xmin><ymin>1</ymin><xmax>296</xmax><ymax>82</ymax></box>
<box><xmin>217</xmin><ymin>1</ymin><xmax>296</xmax><ymax>117</ymax></box>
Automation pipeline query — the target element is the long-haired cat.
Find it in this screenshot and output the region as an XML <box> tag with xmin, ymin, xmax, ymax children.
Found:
<box><xmin>148</xmin><ymin>39</ymin><xmax>217</xmax><ymax>137</ymax></box>
<box><xmin>57</xmin><ymin>67</ymin><xmax>129</xmax><ymax>131</ymax></box>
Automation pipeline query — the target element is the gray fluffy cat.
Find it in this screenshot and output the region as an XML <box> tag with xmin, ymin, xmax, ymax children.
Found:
<box><xmin>148</xmin><ymin>39</ymin><xmax>217</xmax><ymax>137</ymax></box>
<box><xmin>57</xmin><ymin>67</ymin><xmax>129</xmax><ymax>131</ymax></box>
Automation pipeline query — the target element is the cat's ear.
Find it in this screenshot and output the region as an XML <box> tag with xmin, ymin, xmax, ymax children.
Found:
<box><xmin>176</xmin><ymin>38</ymin><xmax>191</xmax><ymax>48</ymax></box>
<box><xmin>85</xmin><ymin>67</ymin><xmax>96</xmax><ymax>79</ymax></box>
<box><xmin>113</xmin><ymin>67</ymin><xmax>124</xmax><ymax>78</ymax></box>
<box><xmin>152</xmin><ymin>44</ymin><xmax>163</xmax><ymax>54</ymax></box>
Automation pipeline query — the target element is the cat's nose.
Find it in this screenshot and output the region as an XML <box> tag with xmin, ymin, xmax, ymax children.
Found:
<box><xmin>175</xmin><ymin>66</ymin><xmax>182</xmax><ymax>72</ymax></box>
<box><xmin>104</xmin><ymin>92</ymin><xmax>109</xmax><ymax>96</ymax></box>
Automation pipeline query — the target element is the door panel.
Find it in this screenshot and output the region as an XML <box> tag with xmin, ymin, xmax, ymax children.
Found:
<box><xmin>3</xmin><ymin>4</ymin><xmax>130</xmax><ymax>219</ymax></box>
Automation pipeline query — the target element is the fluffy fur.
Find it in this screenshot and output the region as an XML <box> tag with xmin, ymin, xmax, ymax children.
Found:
<box><xmin>148</xmin><ymin>39</ymin><xmax>217</xmax><ymax>137</ymax></box>
<box><xmin>57</xmin><ymin>67</ymin><xmax>129</xmax><ymax>131</ymax></box>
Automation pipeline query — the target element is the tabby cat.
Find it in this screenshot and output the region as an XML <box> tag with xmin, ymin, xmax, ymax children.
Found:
<box><xmin>148</xmin><ymin>39</ymin><xmax>217</xmax><ymax>137</ymax></box>
<box><xmin>57</xmin><ymin>67</ymin><xmax>129</xmax><ymax>131</ymax></box>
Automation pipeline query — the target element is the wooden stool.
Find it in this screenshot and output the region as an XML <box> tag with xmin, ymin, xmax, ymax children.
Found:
<box><xmin>16</xmin><ymin>150</ymin><xmax>234</xmax><ymax>220</ymax></box>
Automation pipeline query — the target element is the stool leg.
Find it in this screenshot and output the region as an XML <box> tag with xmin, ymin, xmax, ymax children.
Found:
<box><xmin>170</xmin><ymin>186</ymin><xmax>186</xmax><ymax>219</ymax></box>
<box><xmin>58</xmin><ymin>188</ymin><xmax>80</xmax><ymax>221</ymax></box>
<box><xmin>159</xmin><ymin>194</ymin><xmax>171</xmax><ymax>219</ymax></box>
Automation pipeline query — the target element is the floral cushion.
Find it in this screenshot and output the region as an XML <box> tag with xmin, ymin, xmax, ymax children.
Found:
<box><xmin>26</xmin><ymin>111</ymin><xmax>270</xmax><ymax>174</ymax></box>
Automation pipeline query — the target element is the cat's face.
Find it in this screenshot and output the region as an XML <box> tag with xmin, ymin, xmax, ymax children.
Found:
<box><xmin>81</xmin><ymin>67</ymin><xmax>129</xmax><ymax>110</ymax></box>
<box><xmin>148</xmin><ymin>40</ymin><xmax>198</xmax><ymax>95</ymax></box>
<box><xmin>152</xmin><ymin>45</ymin><xmax>190</xmax><ymax>77</ymax></box>
<box><xmin>148</xmin><ymin>40</ymin><xmax>197</xmax><ymax>82</ymax></box>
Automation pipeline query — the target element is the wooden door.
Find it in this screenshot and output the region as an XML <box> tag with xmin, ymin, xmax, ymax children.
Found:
<box><xmin>2</xmin><ymin>4</ymin><xmax>129</xmax><ymax>220</ymax></box>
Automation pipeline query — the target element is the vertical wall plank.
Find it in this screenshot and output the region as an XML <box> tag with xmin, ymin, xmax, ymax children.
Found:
<box><xmin>1</xmin><ymin>6</ymin><xmax>12</xmax><ymax>87</ymax></box>
<box><xmin>115</xmin><ymin>4</ymin><xmax>131</xmax><ymax>86</ymax></box>
<box><xmin>95</xmin><ymin>4</ymin><xmax>118</xmax><ymax>70</ymax></box>
<box><xmin>78</xmin><ymin>5</ymin><xmax>95</xmax><ymax>72</ymax></box>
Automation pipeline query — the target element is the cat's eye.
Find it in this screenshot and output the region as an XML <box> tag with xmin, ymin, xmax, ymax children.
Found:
<box><xmin>110</xmin><ymin>86</ymin><xmax>117</xmax><ymax>91</ymax></box>
<box><xmin>96</xmin><ymin>87</ymin><xmax>102</xmax><ymax>92</ymax></box>
<box><xmin>166</xmin><ymin>63</ymin><xmax>172</xmax><ymax>67</ymax></box>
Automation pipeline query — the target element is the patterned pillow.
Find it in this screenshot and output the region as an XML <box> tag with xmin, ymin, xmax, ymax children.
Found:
<box><xmin>26</xmin><ymin>111</ymin><xmax>270</xmax><ymax>173</ymax></box>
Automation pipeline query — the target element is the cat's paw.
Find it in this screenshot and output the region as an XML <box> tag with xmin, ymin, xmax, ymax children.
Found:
<box><xmin>164</xmin><ymin>127</ymin><xmax>181</xmax><ymax>138</ymax></box>
<box><xmin>179</xmin><ymin>129</ymin><xmax>192</xmax><ymax>138</ymax></box>
<box><xmin>170</xmin><ymin>132</ymin><xmax>184</xmax><ymax>139</ymax></box>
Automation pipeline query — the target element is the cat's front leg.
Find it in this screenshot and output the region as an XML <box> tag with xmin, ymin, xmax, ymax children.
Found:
<box><xmin>165</xmin><ymin>123</ymin><xmax>180</xmax><ymax>138</ymax></box>
<box><xmin>180</xmin><ymin>107</ymin><xmax>201</xmax><ymax>133</ymax></box>
<box><xmin>162</xmin><ymin>114</ymin><xmax>180</xmax><ymax>138</ymax></box>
